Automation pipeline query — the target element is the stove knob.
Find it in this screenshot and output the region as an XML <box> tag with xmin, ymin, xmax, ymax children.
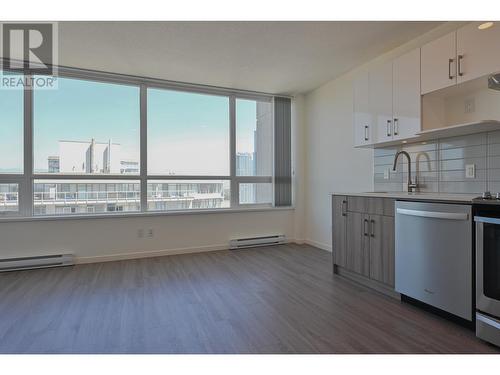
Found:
<box><xmin>483</xmin><ymin>191</ymin><xmax>492</xmax><ymax>199</ymax></box>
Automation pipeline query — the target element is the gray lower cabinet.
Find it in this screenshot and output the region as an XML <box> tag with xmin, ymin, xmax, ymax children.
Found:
<box><xmin>332</xmin><ymin>195</ymin><xmax>395</xmax><ymax>292</ymax></box>
<box><xmin>346</xmin><ymin>212</ymin><xmax>369</xmax><ymax>277</ymax></box>
<box><xmin>332</xmin><ymin>195</ymin><xmax>347</xmax><ymax>268</ymax></box>
<box><xmin>369</xmin><ymin>215</ymin><xmax>395</xmax><ymax>287</ymax></box>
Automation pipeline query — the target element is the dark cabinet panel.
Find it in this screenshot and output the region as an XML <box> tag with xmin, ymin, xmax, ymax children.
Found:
<box><xmin>333</xmin><ymin>195</ymin><xmax>395</xmax><ymax>289</ymax></box>
<box><xmin>332</xmin><ymin>196</ymin><xmax>347</xmax><ymax>268</ymax></box>
<box><xmin>347</xmin><ymin>196</ymin><xmax>366</xmax><ymax>213</ymax></box>
<box><xmin>346</xmin><ymin>211</ymin><xmax>365</xmax><ymax>275</ymax></box>
<box><xmin>369</xmin><ymin>215</ymin><xmax>395</xmax><ymax>286</ymax></box>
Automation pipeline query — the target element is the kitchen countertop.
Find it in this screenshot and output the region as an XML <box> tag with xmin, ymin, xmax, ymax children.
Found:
<box><xmin>330</xmin><ymin>191</ymin><xmax>478</xmax><ymax>203</ymax></box>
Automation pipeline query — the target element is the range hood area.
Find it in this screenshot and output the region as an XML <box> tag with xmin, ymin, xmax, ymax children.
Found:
<box><xmin>359</xmin><ymin>72</ymin><xmax>500</xmax><ymax>149</ymax></box>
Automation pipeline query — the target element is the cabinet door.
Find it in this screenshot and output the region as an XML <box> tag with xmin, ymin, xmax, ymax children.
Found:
<box><xmin>353</xmin><ymin>73</ymin><xmax>374</xmax><ymax>146</ymax></box>
<box><xmin>371</xmin><ymin>62</ymin><xmax>394</xmax><ymax>143</ymax></box>
<box><xmin>369</xmin><ymin>215</ymin><xmax>395</xmax><ymax>287</ymax></box>
<box><xmin>347</xmin><ymin>196</ymin><xmax>367</xmax><ymax>213</ymax></box>
<box><xmin>421</xmin><ymin>31</ymin><xmax>456</xmax><ymax>94</ymax></box>
<box><xmin>457</xmin><ymin>22</ymin><xmax>500</xmax><ymax>84</ymax></box>
<box><xmin>332</xmin><ymin>196</ymin><xmax>347</xmax><ymax>268</ymax></box>
<box><xmin>393</xmin><ymin>48</ymin><xmax>421</xmax><ymax>140</ymax></box>
<box><xmin>346</xmin><ymin>212</ymin><xmax>369</xmax><ymax>277</ymax></box>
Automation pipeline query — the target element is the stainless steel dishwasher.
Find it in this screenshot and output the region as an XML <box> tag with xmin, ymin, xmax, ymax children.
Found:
<box><xmin>395</xmin><ymin>201</ymin><xmax>472</xmax><ymax>321</ymax></box>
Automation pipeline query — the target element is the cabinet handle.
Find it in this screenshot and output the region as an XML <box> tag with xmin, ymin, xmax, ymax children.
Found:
<box><xmin>364</xmin><ymin>125</ymin><xmax>369</xmax><ymax>141</ymax></box>
<box><xmin>458</xmin><ymin>54</ymin><xmax>464</xmax><ymax>77</ymax></box>
<box><xmin>370</xmin><ymin>219</ymin><xmax>375</xmax><ymax>237</ymax></box>
<box><xmin>341</xmin><ymin>200</ymin><xmax>347</xmax><ymax>216</ymax></box>
<box><xmin>386</xmin><ymin>120</ymin><xmax>392</xmax><ymax>137</ymax></box>
<box><xmin>363</xmin><ymin>219</ymin><xmax>369</xmax><ymax>236</ymax></box>
<box><xmin>393</xmin><ymin>118</ymin><xmax>399</xmax><ymax>136</ymax></box>
<box><xmin>448</xmin><ymin>58</ymin><xmax>454</xmax><ymax>80</ymax></box>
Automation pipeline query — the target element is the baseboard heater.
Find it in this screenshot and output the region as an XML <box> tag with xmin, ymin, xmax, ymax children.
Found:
<box><xmin>229</xmin><ymin>234</ymin><xmax>286</xmax><ymax>250</ymax></box>
<box><xmin>0</xmin><ymin>254</ymin><xmax>74</xmax><ymax>272</ymax></box>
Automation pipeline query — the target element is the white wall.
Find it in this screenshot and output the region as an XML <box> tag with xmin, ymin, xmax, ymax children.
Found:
<box><xmin>304</xmin><ymin>76</ymin><xmax>373</xmax><ymax>250</ymax></box>
<box><xmin>303</xmin><ymin>22</ymin><xmax>466</xmax><ymax>251</ymax></box>
<box><xmin>0</xmin><ymin>209</ymin><xmax>295</xmax><ymax>263</ymax></box>
<box><xmin>292</xmin><ymin>94</ymin><xmax>306</xmax><ymax>243</ymax></box>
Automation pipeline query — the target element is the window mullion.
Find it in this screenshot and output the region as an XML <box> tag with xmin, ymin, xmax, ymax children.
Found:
<box><xmin>140</xmin><ymin>84</ymin><xmax>148</xmax><ymax>212</ymax></box>
<box><xmin>22</xmin><ymin>75</ymin><xmax>33</xmax><ymax>217</ymax></box>
<box><xmin>229</xmin><ymin>95</ymin><xmax>237</xmax><ymax>208</ymax></box>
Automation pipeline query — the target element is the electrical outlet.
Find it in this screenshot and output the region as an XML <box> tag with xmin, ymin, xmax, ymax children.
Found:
<box><xmin>383</xmin><ymin>168</ymin><xmax>390</xmax><ymax>180</ymax></box>
<box><xmin>137</xmin><ymin>229</ymin><xmax>144</xmax><ymax>238</ymax></box>
<box><xmin>464</xmin><ymin>98</ymin><xmax>475</xmax><ymax>114</ymax></box>
<box><xmin>147</xmin><ymin>228</ymin><xmax>154</xmax><ymax>238</ymax></box>
<box><xmin>465</xmin><ymin>164</ymin><xmax>475</xmax><ymax>179</ymax></box>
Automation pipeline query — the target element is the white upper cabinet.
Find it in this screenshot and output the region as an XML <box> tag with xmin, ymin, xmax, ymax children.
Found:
<box><xmin>353</xmin><ymin>72</ymin><xmax>374</xmax><ymax>146</ymax></box>
<box><xmin>421</xmin><ymin>32</ymin><xmax>456</xmax><ymax>94</ymax></box>
<box><xmin>370</xmin><ymin>61</ymin><xmax>394</xmax><ymax>143</ymax></box>
<box><xmin>457</xmin><ymin>22</ymin><xmax>500</xmax><ymax>84</ymax></box>
<box><xmin>393</xmin><ymin>48</ymin><xmax>421</xmax><ymax>140</ymax></box>
<box><xmin>353</xmin><ymin>48</ymin><xmax>421</xmax><ymax>147</ymax></box>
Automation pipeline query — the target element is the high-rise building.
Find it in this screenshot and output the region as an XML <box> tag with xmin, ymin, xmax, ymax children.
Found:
<box><xmin>35</xmin><ymin>138</ymin><xmax>227</xmax><ymax>215</ymax></box>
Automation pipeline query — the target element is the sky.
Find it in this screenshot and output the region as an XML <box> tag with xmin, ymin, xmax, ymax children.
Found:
<box><xmin>0</xmin><ymin>76</ymin><xmax>265</xmax><ymax>175</ymax></box>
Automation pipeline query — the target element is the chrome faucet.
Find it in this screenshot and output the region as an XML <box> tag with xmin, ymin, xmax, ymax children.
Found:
<box><xmin>393</xmin><ymin>150</ymin><xmax>418</xmax><ymax>193</ymax></box>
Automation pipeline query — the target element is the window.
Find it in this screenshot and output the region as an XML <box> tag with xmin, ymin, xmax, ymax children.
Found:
<box><xmin>239</xmin><ymin>183</ymin><xmax>273</xmax><ymax>205</ymax></box>
<box><xmin>0</xmin><ymin>183</ymin><xmax>19</xmax><ymax>213</ymax></box>
<box><xmin>33</xmin><ymin>180</ymin><xmax>140</xmax><ymax>216</ymax></box>
<box><xmin>148</xmin><ymin>180</ymin><xmax>230</xmax><ymax>211</ymax></box>
<box><xmin>0</xmin><ymin>66</ymin><xmax>290</xmax><ymax>219</ymax></box>
<box><xmin>147</xmin><ymin>88</ymin><xmax>229</xmax><ymax>176</ymax></box>
<box><xmin>0</xmin><ymin>74</ymin><xmax>23</xmax><ymax>174</ymax></box>
<box><xmin>236</xmin><ymin>98</ymin><xmax>273</xmax><ymax>177</ymax></box>
<box><xmin>235</xmin><ymin>97</ymin><xmax>274</xmax><ymax>206</ymax></box>
<box><xmin>34</xmin><ymin>77</ymin><xmax>140</xmax><ymax>175</ymax></box>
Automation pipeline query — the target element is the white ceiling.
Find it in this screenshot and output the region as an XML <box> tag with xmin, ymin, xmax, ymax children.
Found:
<box><xmin>58</xmin><ymin>21</ymin><xmax>442</xmax><ymax>95</ymax></box>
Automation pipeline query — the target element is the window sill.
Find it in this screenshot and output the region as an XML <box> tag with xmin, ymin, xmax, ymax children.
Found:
<box><xmin>0</xmin><ymin>205</ymin><xmax>295</xmax><ymax>223</ymax></box>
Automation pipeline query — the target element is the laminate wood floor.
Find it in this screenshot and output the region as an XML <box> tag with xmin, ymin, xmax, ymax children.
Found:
<box><xmin>0</xmin><ymin>244</ymin><xmax>498</xmax><ymax>354</ymax></box>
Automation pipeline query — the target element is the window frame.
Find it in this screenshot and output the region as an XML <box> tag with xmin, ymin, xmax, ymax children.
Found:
<box><xmin>0</xmin><ymin>65</ymin><xmax>283</xmax><ymax>220</ymax></box>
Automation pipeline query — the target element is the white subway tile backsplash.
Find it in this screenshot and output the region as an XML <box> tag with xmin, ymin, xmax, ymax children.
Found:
<box><xmin>488</xmin><ymin>144</ymin><xmax>500</xmax><ymax>157</ymax></box>
<box><xmin>440</xmin><ymin>145</ymin><xmax>486</xmax><ymax>160</ymax></box>
<box><xmin>373</xmin><ymin>131</ymin><xmax>498</xmax><ymax>194</ymax></box>
<box><xmin>439</xmin><ymin>181</ymin><xmax>486</xmax><ymax>194</ymax></box>
<box><xmin>440</xmin><ymin>170</ymin><xmax>487</xmax><ymax>182</ymax></box>
<box><xmin>439</xmin><ymin>133</ymin><xmax>487</xmax><ymax>149</ymax></box>
<box><xmin>374</xmin><ymin>155</ymin><xmax>398</xmax><ymax>166</ymax></box>
<box><xmin>488</xmin><ymin>156</ymin><xmax>500</xmax><ymax>169</ymax></box>
<box><xmin>440</xmin><ymin>158</ymin><xmax>487</xmax><ymax>171</ymax></box>
<box><xmin>374</xmin><ymin>147</ymin><xmax>399</xmax><ymax>157</ymax></box>
<box><xmin>488</xmin><ymin>130</ymin><xmax>500</xmax><ymax>145</ymax></box>
<box><xmin>487</xmin><ymin>181</ymin><xmax>500</xmax><ymax>193</ymax></box>
<box><xmin>487</xmin><ymin>169</ymin><xmax>500</xmax><ymax>181</ymax></box>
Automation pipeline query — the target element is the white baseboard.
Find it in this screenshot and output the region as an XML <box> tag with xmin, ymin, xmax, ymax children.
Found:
<box><xmin>304</xmin><ymin>239</ymin><xmax>332</xmax><ymax>252</ymax></box>
<box><xmin>75</xmin><ymin>243</ymin><xmax>229</xmax><ymax>264</ymax></box>
<box><xmin>75</xmin><ymin>238</ymin><xmax>299</xmax><ymax>264</ymax></box>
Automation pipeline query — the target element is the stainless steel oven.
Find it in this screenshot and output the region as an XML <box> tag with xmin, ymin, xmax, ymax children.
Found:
<box><xmin>475</xmin><ymin>212</ymin><xmax>500</xmax><ymax>346</ymax></box>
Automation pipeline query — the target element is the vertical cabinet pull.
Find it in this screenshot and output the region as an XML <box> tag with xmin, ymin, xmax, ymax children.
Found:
<box><xmin>370</xmin><ymin>219</ymin><xmax>375</xmax><ymax>237</ymax></box>
<box><xmin>386</xmin><ymin>119</ymin><xmax>392</xmax><ymax>137</ymax></box>
<box><xmin>393</xmin><ymin>118</ymin><xmax>399</xmax><ymax>136</ymax></box>
<box><xmin>364</xmin><ymin>125</ymin><xmax>369</xmax><ymax>141</ymax></box>
<box><xmin>448</xmin><ymin>58</ymin><xmax>454</xmax><ymax>80</ymax></box>
<box><xmin>363</xmin><ymin>218</ymin><xmax>369</xmax><ymax>236</ymax></box>
<box><xmin>458</xmin><ymin>54</ymin><xmax>464</xmax><ymax>77</ymax></box>
<box><xmin>341</xmin><ymin>200</ymin><xmax>347</xmax><ymax>216</ymax></box>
